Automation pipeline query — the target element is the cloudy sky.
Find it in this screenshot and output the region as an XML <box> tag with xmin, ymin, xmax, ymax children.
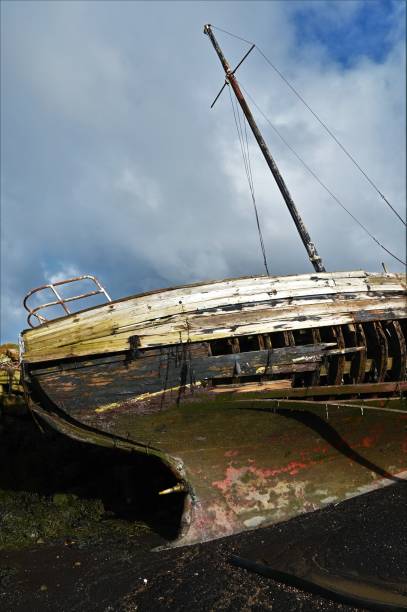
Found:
<box><xmin>1</xmin><ymin>0</ymin><xmax>405</xmax><ymax>342</ymax></box>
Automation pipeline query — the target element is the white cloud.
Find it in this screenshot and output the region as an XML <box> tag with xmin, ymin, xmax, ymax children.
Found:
<box><xmin>45</xmin><ymin>264</ymin><xmax>81</xmax><ymax>285</ymax></box>
<box><xmin>115</xmin><ymin>167</ymin><xmax>161</xmax><ymax>211</ymax></box>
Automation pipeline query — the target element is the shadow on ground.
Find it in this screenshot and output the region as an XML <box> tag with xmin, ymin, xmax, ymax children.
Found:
<box><xmin>0</xmin><ymin>406</ymin><xmax>183</xmax><ymax>550</ymax></box>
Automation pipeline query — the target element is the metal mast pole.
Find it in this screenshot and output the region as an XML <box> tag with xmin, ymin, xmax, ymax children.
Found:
<box><xmin>204</xmin><ymin>24</ymin><xmax>326</xmax><ymax>273</ymax></box>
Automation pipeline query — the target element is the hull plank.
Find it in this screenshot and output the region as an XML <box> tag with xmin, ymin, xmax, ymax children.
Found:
<box><xmin>30</xmin><ymin>342</ymin><xmax>337</xmax><ymax>415</ymax></box>
<box><xmin>22</xmin><ymin>272</ymin><xmax>406</xmax><ymax>363</ymax></box>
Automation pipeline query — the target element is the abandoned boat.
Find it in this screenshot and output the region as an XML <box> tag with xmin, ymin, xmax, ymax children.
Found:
<box><xmin>20</xmin><ymin>25</ymin><xmax>406</xmax><ymax>546</ymax></box>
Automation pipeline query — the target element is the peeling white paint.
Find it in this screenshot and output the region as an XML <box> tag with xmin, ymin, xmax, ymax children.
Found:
<box><xmin>244</xmin><ymin>515</ymin><xmax>266</xmax><ymax>528</ymax></box>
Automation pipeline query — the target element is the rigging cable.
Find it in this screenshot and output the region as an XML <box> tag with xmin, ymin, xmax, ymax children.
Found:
<box><xmin>239</xmin><ymin>82</ymin><xmax>406</xmax><ymax>266</ymax></box>
<box><xmin>211</xmin><ymin>25</ymin><xmax>406</xmax><ymax>228</ymax></box>
<box><xmin>227</xmin><ymin>84</ymin><xmax>271</xmax><ymax>275</ymax></box>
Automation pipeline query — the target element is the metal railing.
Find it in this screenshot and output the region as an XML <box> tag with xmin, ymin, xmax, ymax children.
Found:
<box><xmin>23</xmin><ymin>275</ymin><xmax>112</xmax><ymax>328</ymax></box>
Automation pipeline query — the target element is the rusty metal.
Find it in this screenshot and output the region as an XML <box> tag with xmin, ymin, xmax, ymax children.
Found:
<box><xmin>159</xmin><ymin>483</ymin><xmax>187</xmax><ymax>496</ymax></box>
<box><xmin>204</xmin><ymin>24</ymin><xmax>326</xmax><ymax>273</ymax></box>
<box><xmin>23</xmin><ymin>275</ymin><xmax>112</xmax><ymax>328</ymax></box>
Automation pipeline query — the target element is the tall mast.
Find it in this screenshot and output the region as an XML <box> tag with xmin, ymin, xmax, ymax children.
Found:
<box><xmin>204</xmin><ymin>24</ymin><xmax>326</xmax><ymax>273</ymax></box>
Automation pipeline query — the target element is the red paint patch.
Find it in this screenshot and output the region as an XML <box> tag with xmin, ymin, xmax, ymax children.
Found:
<box><xmin>312</xmin><ymin>445</ymin><xmax>329</xmax><ymax>454</ymax></box>
<box><xmin>361</xmin><ymin>435</ymin><xmax>376</xmax><ymax>448</ymax></box>
<box><xmin>212</xmin><ymin>460</ymin><xmax>316</xmax><ymax>493</ymax></box>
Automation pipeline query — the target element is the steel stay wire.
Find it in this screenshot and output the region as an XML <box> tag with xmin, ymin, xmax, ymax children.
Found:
<box><xmin>210</xmin><ymin>24</ymin><xmax>406</xmax><ymax>228</ymax></box>
<box><xmin>227</xmin><ymin>84</ymin><xmax>271</xmax><ymax>275</ymax></box>
<box><xmin>238</xmin><ymin>82</ymin><xmax>406</xmax><ymax>266</ymax></box>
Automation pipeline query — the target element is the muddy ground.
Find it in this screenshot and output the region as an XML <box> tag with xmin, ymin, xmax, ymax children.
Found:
<box><xmin>0</xmin><ymin>405</ymin><xmax>406</xmax><ymax>611</ymax></box>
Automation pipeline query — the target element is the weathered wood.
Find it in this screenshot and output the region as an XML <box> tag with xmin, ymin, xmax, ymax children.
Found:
<box><xmin>383</xmin><ymin>320</ymin><xmax>406</xmax><ymax>381</ymax></box>
<box><xmin>333</xmin><ymin>326</ymin><xmax>346</xmax><ymax>385</ymax></box>
<box><xmin>375</xmin><ymin>321</ymin><xmax>389</xmax><ymax>382</ymax></box>
<box><xmin>349</xmin><ymin>323</ymin><xmax>367</xmax><ymax>384</ymax></box>
<box><xmin>32</xmin><ymin>342</ymin><xmax>340</xmax><ymax>414</ymax></box>
<box><xmin>21</xmin><ymin>271</ymin><xmax>406</xmax><ymax>363</ymax></box>
<box><xmin>213</xmin><ymin>381</ymin><xmax>407</xmax><ymax>398</ymax></box>
<box><xmin>364</xmin><ymin>322</ymin><xmax>387</xmax><ymax>383</ymax></box>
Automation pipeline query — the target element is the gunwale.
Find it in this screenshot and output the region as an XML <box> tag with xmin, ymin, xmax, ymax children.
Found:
<box><xmin>21</xmin><ymin>270</ymin><xmax>406</xmax><ymax>364</ymax></box>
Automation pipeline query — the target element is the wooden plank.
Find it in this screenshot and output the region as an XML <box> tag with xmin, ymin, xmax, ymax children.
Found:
<box><xmin>213</xmin><ymin>381</ymin><xmax>407</xmax><ymax>398</ymax></box>
<box><xmin>23</xmin><ymin>271</ymin><xmax>402</xmax><ymax>345</ymax></box>
<box><xmin>34</xmin><ymin>343</ymin><xmax>330</xmax><ymax>415</ymax></box>
<box><xmin>24</xmin><ymin>274</ymin><xmax>404</xmax><ymax>347</ymax></box>
<box><xmin>23</xmin><ymin>299</ymin><xmax>406</xmax><ymax>363</ymax></box>
<box><xmin>25</xmin><ymin>289</ymin><xmax>405</xmax><ymax>348</ymax></box>
<box><xmin>21</xmin><ymin>271</ymin><xmax>406</xmax><ymax>363</ymax></box>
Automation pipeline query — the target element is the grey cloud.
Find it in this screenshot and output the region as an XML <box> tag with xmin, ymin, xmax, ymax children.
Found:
<box><xmin>1</xmin><ymin>1</ymin><xmax>405</xmax><ymax>342</ymax></box>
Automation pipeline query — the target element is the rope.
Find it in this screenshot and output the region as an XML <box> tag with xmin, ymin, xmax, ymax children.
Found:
<box><xmin>211</xmin><ymin>25</ymin><xmax>406</xmax><ymax>228</ymax></box>
<box><xmin>239</xmin><ymin>83</ymin><xmax>406</xmax><ymax>267</ymax></box>
<box><xmin>228</xmin><ymin>85</ymin><xmax>271</xmax><ymax>275</ymax></box>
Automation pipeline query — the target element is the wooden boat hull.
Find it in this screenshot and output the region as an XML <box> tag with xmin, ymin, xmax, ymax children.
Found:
<box><xmin>21</xmin><ymin>270</ymin><xmax>407</xmax><ymax>545</ymax></box>
<box><xmin>29</xmin><ymin>394</ymin><xmax>407</xmax><ymax>546</ymax></box>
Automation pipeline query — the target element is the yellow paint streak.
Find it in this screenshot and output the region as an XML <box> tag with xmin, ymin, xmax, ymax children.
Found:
<box><xmin>94</xmin><ymin>381</ymin><xmax>202</xmax><ymax>413</ymax></box>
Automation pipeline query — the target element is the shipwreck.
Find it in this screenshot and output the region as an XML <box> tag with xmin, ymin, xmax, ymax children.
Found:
<box><xmin>19</xmin><ymin>25</ymin><xmax>406</xmax><ymax>546</ymax></box>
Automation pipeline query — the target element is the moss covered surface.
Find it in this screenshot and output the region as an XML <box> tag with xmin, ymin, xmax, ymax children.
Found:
<box><xmin>0</xmin><ymin>409</ymin><xmax>170</xmax><ymax>551</ymax></box>
<box><xmin>0</xmin><ymin>488</ymin><xmax>154</xmax><ymax>550</ymax></box>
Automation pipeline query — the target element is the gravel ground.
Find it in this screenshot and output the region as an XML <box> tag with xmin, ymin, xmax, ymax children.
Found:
<box><xmin>1</xmin><ymin>481</ymin><xmax>406</xmax><ymax>612</ymax></box>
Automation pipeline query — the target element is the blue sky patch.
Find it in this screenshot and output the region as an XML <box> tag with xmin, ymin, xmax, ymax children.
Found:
<box><xmin>291</xmin><ymin>0</ymin><xmax>405</xmax><ymax>67</ymax></box>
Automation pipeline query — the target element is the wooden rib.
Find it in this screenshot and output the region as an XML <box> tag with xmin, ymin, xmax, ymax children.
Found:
<box><xmin>319</xmin><ymin>326</ymin><xmax>337</xmax><ymax>385</ymax></box>
<box><xmin>263</xmin><ymin>334</ymin><xmax>272</xmax><ymax>350</ymax></box>
<box><xmin>257</xmin><ymin>334</ymin><xmax>265</xmax><ymax>350</ymax></box>
<box><xmin>383</xmin><ymin>320</ymin><xmax>406</xmax><ymax>381</ymax></box>
<box><xmin>332</xmin><ymin>326</ymin><xmax>346</xmax><ymax>385</ymax></box>
<box><xmin>310</xmin><ymin>328</ymin><xmax>322</xmax><ymax>386</ymax></box>
<box><xmin>374</xmin><ymin>321</ymin><xmax>389</xmax><ymax>382</ymax></box>
<box><xmin>352</xmin><ymin>323</ymin><xmax>367</xmax><ymax>384</ymax></box>
<box><xmin>364</xmin><ymin>322</ymin><xmax>388</xmax><ymax>383</ymax></box>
